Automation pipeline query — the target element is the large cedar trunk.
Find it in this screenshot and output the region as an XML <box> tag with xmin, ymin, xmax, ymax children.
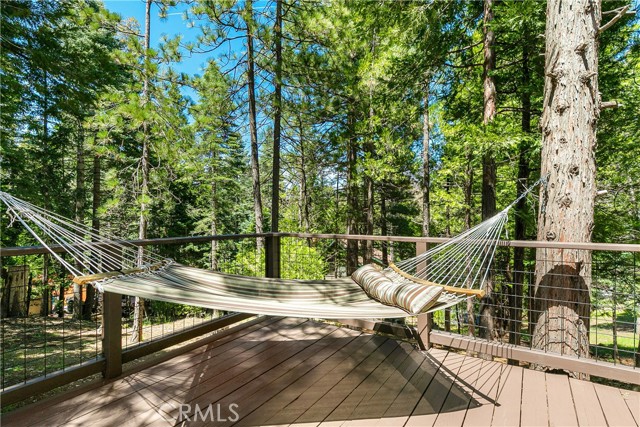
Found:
<box><xmin>478</xmin><ymin>0</ymin><xmax>498</xmax><ymax>343</ymax></box>
<box><xmin>532</xmin><ymin>0</ymin><xmax>600</xmax><ymax>376</ymax></box>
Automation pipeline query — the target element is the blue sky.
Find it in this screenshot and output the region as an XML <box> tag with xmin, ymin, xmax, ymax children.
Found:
<box><xmin>104</xmin><ymin>0</ymin><xmax>205</xmax><ymax>101</ymax></box>
<box><xmin>102</xmin><ymin>1</ymin><xmax>276</xmax><ymax>136</ymax></box>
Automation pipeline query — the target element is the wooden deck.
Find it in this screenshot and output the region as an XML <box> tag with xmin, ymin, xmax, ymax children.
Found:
<box><xmin>3</xmin><ymin>317</ymin><xmax>639</xmax><ymax>427</ymax></box>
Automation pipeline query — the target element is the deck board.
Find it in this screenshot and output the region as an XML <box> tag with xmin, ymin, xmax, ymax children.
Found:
<box><xmin>431</xmin><ymin>353</ymin><xmax>483</xmax><ymax>427</ymax></box>
<box><xmin>620</xmin><ymin>388</ymin><xmax>640</xmax><ymax>426</ymax></box>
<box><xmin>372</xmin><ymin>349</ymin><xmax>448</xmax><ymax>426</ymax></box>
<box><xmin>546</xmin><ymin>372</ymin><xmax>579</xmax><ymax>427</ymax></box>
<box><xmin>234</xmin><ymin>331</ymin><xmax>368</xmax><ymax>426</ymax></box>
<box><xmin>293</xmin><ymin>337</ymin><xmax>398</xmax><ymax>425</ymax></box>
<box><xmin>262</xmin><ymin>336</ymin><xmax>386</xmax><ymax>426</ymax></box>
<box><xmin>570</xmin><ymin>377</ymin><xmax>607</xmax><ymax>427</ymax></box>
<box><xmin>341</xmin><ymin>344</ymin><xmax>427</xmax><ymax>427</ymax></box>
<box><xmin>462</xmin><ymin>359</ymin><xmax>504</xmax><ymax>427</ymax></box>
<box><xmin>321</xmin><ymin>342</ymin><xmax>415</xmax><ymax>424</ymax></box>
<box><xmin>520</xmin><ymin>367</ymin><xmax>549</xmax><ymax>427</ymax></box>
<box><xmin>491</xmin><ymin>364</ymin><xmax>523</xmax><ymax>427</ymax></box>
<box><xmin>404</xmin><ymin>350</ymin><xmax>469</xmax><ymax>426</ymax></box>
<box><xmin>594</xmin><ymin>382</ymin><xmax>638</xmax><ymax>427</ymax></box>
<box><xmin>2</xmin><ymin>317</ymin><xmax>639</xmax><ymax>427</ymax></box>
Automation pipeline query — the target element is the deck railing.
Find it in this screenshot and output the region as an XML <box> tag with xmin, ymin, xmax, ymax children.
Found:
<box><xmin>1</xmin><ymin>233</ymin><xmax>639</xmax><ymax>407</ymax></box>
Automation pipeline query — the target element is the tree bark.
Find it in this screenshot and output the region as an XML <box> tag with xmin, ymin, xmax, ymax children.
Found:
<box><xmin>210</xmin><ymin>178</ymin><xmax>219</xmax><ymax>271</ymax></box>
<box><xmin>246</xmin><ymin>0</ymin><xmax>264</xmax><ymax>253</ymax></box>
<box><xmin>422</xmin><ymin>79</ymin><xmax>431</xmax><ymax>239</ymax></box>
<box><xmin>40</xmin><ymin>254</ymin><xmax>49</xmax><ymax>317</ymax></box>
<box><xmin>464</xmin><ymin>148</ymin><xmax>475</xmax><ymax>337</ymax></box>
<box><xmin>478</xmin><ymin>0</ymin><xmax>498</xmax><ymax>345</ymax></box>
<box><xmin>74</xmin><ymin>131</ymin><xmax>85</xmax><ymax>320</ymax></box>
<box><xmin>364</xmin><ymin>168</ymin><xmax>374</xmax><ymax>264</ymax></box>
<box><xmin>132</xmin><ymin>0</ymin><xmax>152</xmax><ymax>343</ymax></box>
<box><xmin>298</xmin><ymin>118</ymin><xmax>310</xmax><ymax>234</ymax></box>
<box><xmin>84</xmin><ymin>154</ymin><xmax>100</xmax><ymax>320</ymax></box>
<box><xmin>346</xmin><ymin>106</ymin><xmax>359</xmax><ymax>275</ymax></box>
<box><xmin>363</xmin><ymin>34</ymin><xmax>376</xmax><ymax>265</ymax></box>
<box><xmin>272</xmin><ymin>0</ymin><xmax>282</xmax><ymax>235</ymax></box>
<box><xmin>510</xmin><ymin>28</ymin><xmax>532</xmax><ymax>347</ymax></box>
<box><xmin>532</xmin><ymin>0</ymin><xmax>601</xmax><ymax>378</ymax></box>
<box><xmin>380</xmin><ymin>186</ymin><xmax>388</xmax><ymax>265</ymax></box>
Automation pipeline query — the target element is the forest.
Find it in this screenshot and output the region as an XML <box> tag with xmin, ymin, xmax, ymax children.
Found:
<box><xmin>1</xmin><ymin>0</ymin><xmax>639</xmax><ymax>364</ymax></box>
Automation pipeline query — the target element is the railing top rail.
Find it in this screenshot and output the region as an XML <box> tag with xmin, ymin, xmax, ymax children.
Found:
<box><xmin>1</xmin><ymin>232</ymin><xmax>639</xmax><ymax>257</ymax></box>
<box><xmin>274</xmin><ymin>232</ymin><xmax>640</xmax><ymax>252</ymax></box>
<box><xmin>0</xmin><ymin>233</ymin><xmax>271</xmax><ymax>257</ymax></box>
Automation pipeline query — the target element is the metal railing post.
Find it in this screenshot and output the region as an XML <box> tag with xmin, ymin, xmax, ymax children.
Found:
<box><xmin>102</xmin><ymin>291</ymin><xmax>122</xmax><ymax>379</ymax></box>
<box><xmin>265</xmin><ymin>233</ymin><xmax>281</xmax><ymax>278</ymax></box>
<box><xmin>415</xmin><ymin>241</ymin><xmax>432</xmax><ymax>350</ymax></box>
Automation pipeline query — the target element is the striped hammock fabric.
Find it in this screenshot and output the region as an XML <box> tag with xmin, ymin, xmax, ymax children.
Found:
<box><xmin>351</xmin><ymin>264</ymin><xmax>444</xmax><ymax>314</ymax></box>
<box><xmin>96</xmin><ymin>262</ymin><xmax>416</xmax><ymax>319</ymax></box>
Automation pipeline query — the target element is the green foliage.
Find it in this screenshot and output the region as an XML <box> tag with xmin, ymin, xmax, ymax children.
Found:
<box><xmin>148</xmin><ymin>300</ymin><xmax>208</xmax><ymax>322</ymax></box>
<box><xmin>222</xmin><ymin>239</ymin><xmax>328</xmax><ymax>280</ymax></box>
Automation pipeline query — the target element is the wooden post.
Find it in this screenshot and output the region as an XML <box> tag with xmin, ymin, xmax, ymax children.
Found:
<box><xmin>415</xmin><ymin>241</ymin><xmax>432</xmax><ymax>350</ymax></box>
<box><xmin>265</xmin><ymin>234</ymin><xmax>281</xmax><ymax>279</ymax></box>
<box><xmin>102</xmin><ymin>291</ymin><xmax>122</xmax><ymax>379</ymax></box>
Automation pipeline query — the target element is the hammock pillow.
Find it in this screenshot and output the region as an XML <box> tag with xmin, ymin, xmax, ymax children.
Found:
<box><xmin>351</xmin><ymin>264</ymin><xmax>443</xmax><ymax>314</ymax></box>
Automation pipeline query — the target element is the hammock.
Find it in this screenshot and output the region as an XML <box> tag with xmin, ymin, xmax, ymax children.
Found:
<box><xmin>0</xmin><ymin>182</ymin><xmax>540</xmax><ymax>318</ymax></box>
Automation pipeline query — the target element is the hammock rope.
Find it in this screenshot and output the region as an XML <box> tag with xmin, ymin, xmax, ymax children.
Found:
<box><xmin>0</xmin><ymin>178</ymin><xmax>543</xmax><ymax>317</ymax></box>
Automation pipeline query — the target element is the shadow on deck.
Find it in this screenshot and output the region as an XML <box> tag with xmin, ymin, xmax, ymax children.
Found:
<box><xmin>2</xmin><ymin>317</ymin><xmax>639</xmax><ymax>427</ymax></box>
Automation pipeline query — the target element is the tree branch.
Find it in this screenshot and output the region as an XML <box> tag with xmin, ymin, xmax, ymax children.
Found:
<box><xmin>601</xmin><ymin>100</ymin><xmax>623</xmax><ymax>110</ymax></box>
<box><xmin>444</xmin><ymin>61</ymin><xmax>483</xmax><ymax>69</ymax></box>
<box><xmin>447</xmin><ymin>40</ymin><xmax>482</xmax><ymax>55</ymax></box>
<box><xmin>599</xmin><ymin>5</ymin><xmax>632</xmax><ymax>33</ymax></box>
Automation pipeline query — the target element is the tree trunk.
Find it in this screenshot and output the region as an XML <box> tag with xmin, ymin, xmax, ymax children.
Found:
<box><xmin>74</xmin><ymin>131</ymin><xmax>85</xmax><ymax>320</ymax></box>
<box><xmin>346</xmin><ymin>106</ymin><xmax>359</xmax><ymax>275</ymax></box>
<box><xmin>380</xmin><ymin>187</ymin><xmax>388</xmax><ymax>265</ymax></box>
<box><xmin>510</xmin><ymin>28</ymin><xmax>532</xmax><ymax>347</ymax></box>
<box><xmin>132</xmin><ymin>0</ymin><xmax>152</xmax><ymax>343</ymax></box>
<box><xmin>40</xmin><ymin>255</ymin><xmax>49</xmax><ymax>316</ymax></box>
<box><xmin>211</xmin><ymin>179</ymin><xmax>219</xmax><ymax>271</ymax></box>
<box><xmin>364</xmin><ymin>37</ymin><xmax>376</xmax><ymax>265</ymax></box>
<box><xmin>479</xmin><ymin>0</ymin><xmax>498</xmax><ymax>345</ymax></box>
<box><xmin>58</xmin><ymin>267</ymin><xmax>64</xmax><ymax>318</ymax></box>
<box><xmin>84</xmin><ymin>154</ymin><xmax>100</xmax><ymax>320</ymax></box>
<box><xmin>246</xmin><ymin>0</ymin><xmax>264</xmax><ymax>253</ymax></box>
<box><xmin>364</xmin><ymin>172</ymin><xmax>374</xmax><ymax>264</ymax></box>
<box><xmin>464</xmin><ymin>148</ymin><xmax>475</xmax><ymax>337</ymax></box>
<box><xmin>272</xmin><ymin>0</ymin><xmax>282</xmax><ymax>235</ymax></box>
<box><xmin>422</xmin><ymin>79</ymin><xmax>431</xmax><ymax>239</ymax></box>
<box><xmin>532</xmin><ymin>0</ymin><xmax>600</xmax><ymax>378</ymax></box>
<box><xmin>298</xmin><ymin>118</ymin><xmax>310</xmax><ymax>234</ymax></box>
